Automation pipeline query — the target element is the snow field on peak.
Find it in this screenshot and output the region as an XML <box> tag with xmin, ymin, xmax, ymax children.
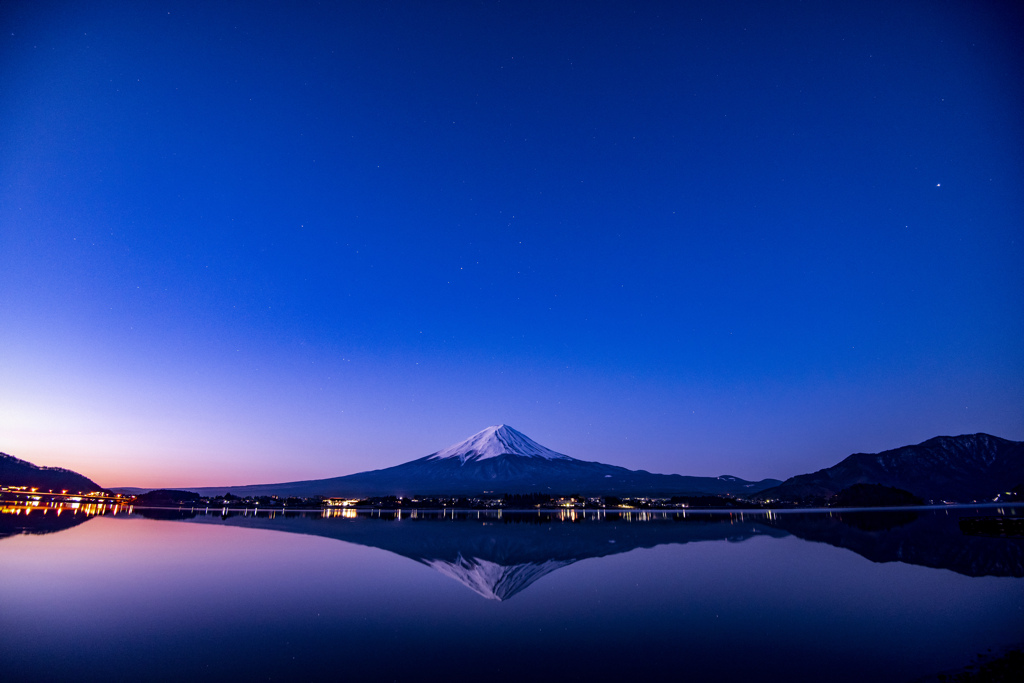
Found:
<box><xmin>427</xmin><ymin>425</ymin><xmax>573</xmax><ymax>463</ymax></box>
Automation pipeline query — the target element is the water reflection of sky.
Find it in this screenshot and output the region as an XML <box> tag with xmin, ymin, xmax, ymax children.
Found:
<box><xmin>0</xmin><ymin>512</ymin><xmax>1021</xmax><ymax>682</ymax></box>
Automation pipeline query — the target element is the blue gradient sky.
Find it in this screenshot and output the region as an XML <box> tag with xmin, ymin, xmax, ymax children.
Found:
<box><xmin>2</xmin><ymin>1</ymin><xmax>1022</xmax><ymax>488</ymax></box>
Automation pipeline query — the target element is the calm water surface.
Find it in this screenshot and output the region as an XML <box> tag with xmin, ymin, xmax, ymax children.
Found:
<box><xmin>1</xmin><ymin>505</ymin><xmax>1021</xmax><ymax>682</ymax></box>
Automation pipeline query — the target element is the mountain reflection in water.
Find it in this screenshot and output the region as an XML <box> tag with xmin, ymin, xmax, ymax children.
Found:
<box><xmin>0</xmin><ymin>502</ymin><xmax>121</xmax><ymax>539</ymax></box>
<box><xmin>192</xmin><ymin>509</ymin><xmax>790</xmax><ymax>600</ymax></box>
<box><xmin>5</xmin><ymin>504</ymin><xmax>1021</xmax><ymax>600</ymax></box>
<box><xmin>3</xmin><ymin>503</ymin><xmax>1023</xmax><ymax>683</ymax></box>
<box><xmin>118</xmin><ymin>505</ymin><xmax>1024</xmax><ymax>599</ymax></box>
<box><xmin>773</xmin><ymin>509</ymin><xmax>1024</xmax><ymax>579</ymax></box>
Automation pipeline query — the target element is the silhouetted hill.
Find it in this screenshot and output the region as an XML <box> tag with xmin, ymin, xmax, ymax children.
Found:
<box><xmin>135</xmin><ymin>489</ymin><xmax>203</xmax><ymax>505</ymax></box>
<box><xmin>755</xmin><ymin>434</ymin><xmax>1023</xmax><ymax>504</ymax></box>
<box><xmin>0</xmin><ymin>452</ymin><xmax>105</xmax><ymax>494</ymax></box>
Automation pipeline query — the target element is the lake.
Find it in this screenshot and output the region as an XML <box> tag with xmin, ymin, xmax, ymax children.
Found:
<box><xmin>1</xmin><ymin>504</ymin><xmax>1021</xmax><ymax>682</ymax></box>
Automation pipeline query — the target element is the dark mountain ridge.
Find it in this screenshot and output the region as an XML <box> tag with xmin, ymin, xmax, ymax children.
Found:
<box><xmin>754</xmin><ymin>433</ymin><xmax>1023</xmax><ymax>504</ymax></box>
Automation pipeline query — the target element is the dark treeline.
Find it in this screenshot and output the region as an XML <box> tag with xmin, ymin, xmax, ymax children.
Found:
<box><xmin>126</xmin><ymin>484</ymin><xmax>940</xmax><ymax>511</ymax></box>
<box><xmin>668</xmin><ymin>495</ymin><xmax>763</xmax><ymax>509</ymax></box>
<box><xmin>503</xmin><ymin>493</ymin><xmax>552</xmax><ymax>506</ymax></box>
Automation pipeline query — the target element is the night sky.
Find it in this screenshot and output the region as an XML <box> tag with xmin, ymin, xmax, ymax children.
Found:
<box><xmin>2</xmin><ymin>1</ymin><xmax>1022</xmax><ymax>488</ymax></box>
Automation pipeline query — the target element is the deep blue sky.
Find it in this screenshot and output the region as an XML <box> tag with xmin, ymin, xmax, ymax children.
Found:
<box><xmin>2</xmin><ymin>0</ymin><xmax>1022</xmax><ymax>487</ymax></box>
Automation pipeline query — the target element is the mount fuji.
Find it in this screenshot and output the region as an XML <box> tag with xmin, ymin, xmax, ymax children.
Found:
<box><xmin>186</xmin><ymin>425</ymin><xmax>781</xmax><ymax>498</ymax></box>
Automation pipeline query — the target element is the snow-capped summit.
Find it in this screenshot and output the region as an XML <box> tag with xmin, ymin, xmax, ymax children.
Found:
<box><xmin>422</xmin><ymin>554</ymin><xmax>575</xmax><ymax>601</ymax></box>
<box><xmin>426</xmin><ymin>425</ymin><xmax>574</xmax><ymax>464</ymax></box>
